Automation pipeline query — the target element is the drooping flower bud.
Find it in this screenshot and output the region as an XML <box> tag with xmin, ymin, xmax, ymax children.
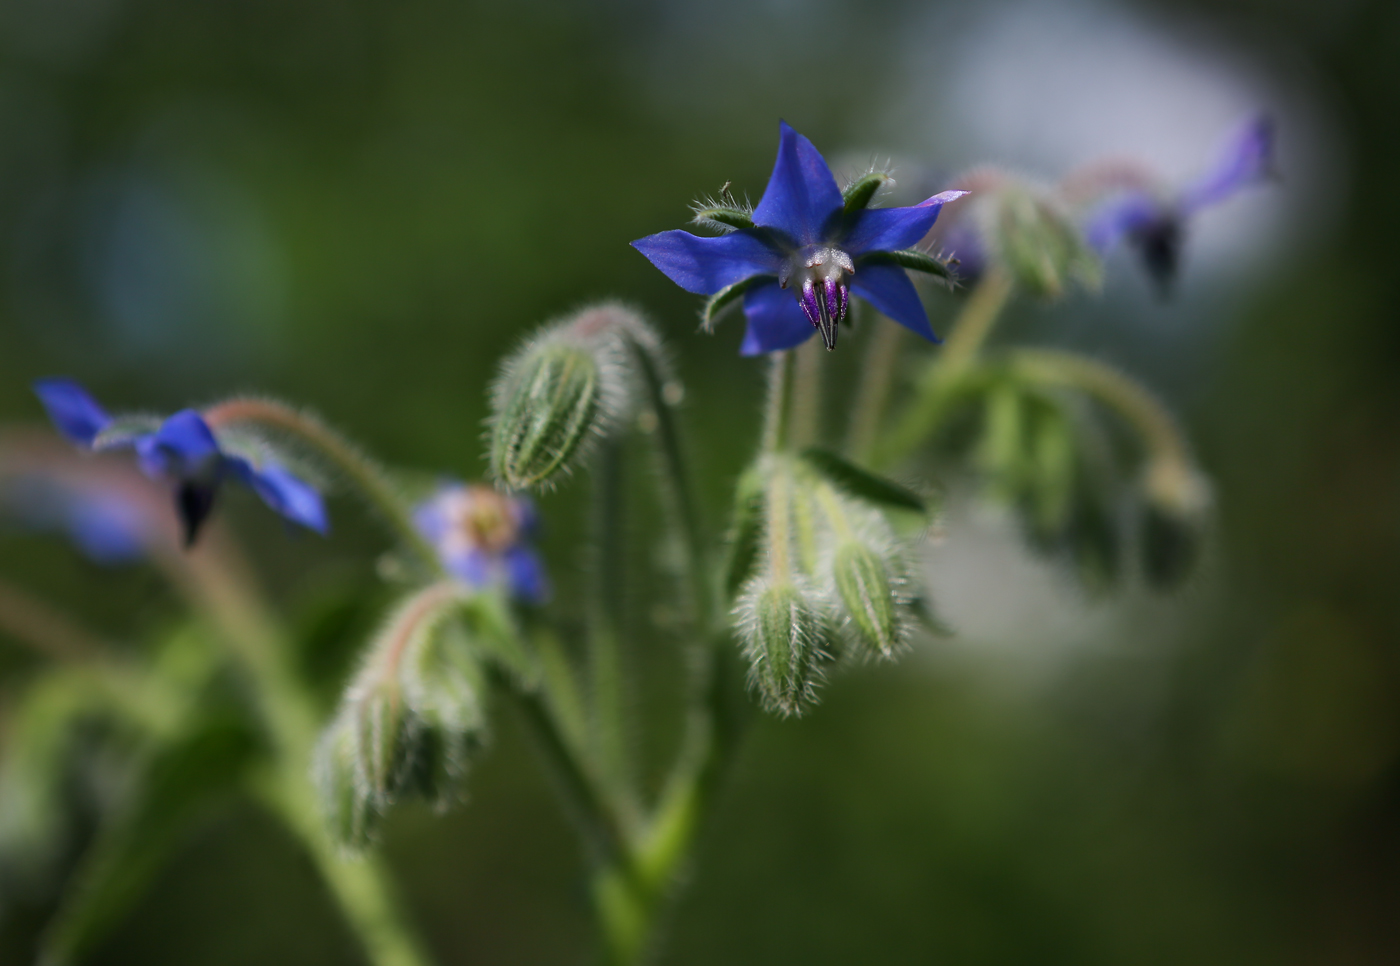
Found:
<box><xmin>736</xmin><ymin>576</ymin><xmax>831</xmax><ymax>717</ymax></box>
<box><xmin>313</xmin><ymin>581</ymin><xmax>482</xmax><ymax>847</ymax></box>
<box><xmin>831</xmin><ymin>541</ymin><xmax>902</xmax><ymax>658</ymax></box>
<box><xmin>1141</xmin><ymin>456</ymin><xmax>1211</xmax><ymax>588</ymax></box>
<box><xmin>398</xmin><ymin>620</ymin><xmax>488</xmax><ymax>806</ymax></box>
<box><xmin>313</xmin><ymin>712</ymin><xmax>382</xmax><ymax>850</ymax></box>
<box><xmin>489</xmin><ymin>304</ymin><xmax>639</xmax><ymax>490</ymax></box>
<box><xmin>986</xmin><ymin>183</ymin><xmax>1102</xmax><ymax>298</ymax></box>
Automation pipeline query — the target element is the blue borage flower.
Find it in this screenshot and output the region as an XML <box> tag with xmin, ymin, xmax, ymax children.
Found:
<box><xmin>1084</xmin><ymin>115</ymin><xmax>1276</xmax><ymax>290</ymax></box>
<box><xmin>33</xmin><ymin>378</ymin><xmax>328</xmax><ymax>546</ymax></box>
<box><xmin>413</xmin><ymin>483</ymin><xmax>548</xmax><ymax>603</ymax></box>
<box><xmin>632</xmin><ymin>121</ymin><xmax>966</xmax><ymax>355</ymax></box>
<box><xmin>2</xmin><ymin>474</ymin><xmax>149</xmax><ymax>564</ymax></box>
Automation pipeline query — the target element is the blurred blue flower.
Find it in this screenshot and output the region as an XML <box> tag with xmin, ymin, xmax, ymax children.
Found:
<box><xmin>2</xmin><ymin>476</ymin><xmax>148</xmax><ymax>564</ymax></box>
<box><xmin>414</xmin><ymin>483</ymin><xmax>547</xmax><ymax>603</ymax></box>
<box><xmin>632</xmin><ymin>121</ymin><xmax>966</xmax><ymax>355</ymax></box>
<box><xmin>1085</xmin><ymin>115</ymin><xmax>1276</xmax><ymax>291</ymax></box>
<box><xmin>32</xmin><ymin>378</ymin><xmax>328</xmax><ymax>546</ymax></box>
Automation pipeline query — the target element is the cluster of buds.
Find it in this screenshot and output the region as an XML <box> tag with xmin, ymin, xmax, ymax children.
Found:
<box><xmin>489</xmin><ymin>303</ymin><xmax>658</xmax><ymax>490</ymax></box>
<box><xmin>730</xmin><ymin>451</ymin><xmax>926</xmax><ymax>716</ymax></box>
<box><xmin>314</xmin><ymin>583</ymin><xmax>489</xmax><ymax>848</ymax></box>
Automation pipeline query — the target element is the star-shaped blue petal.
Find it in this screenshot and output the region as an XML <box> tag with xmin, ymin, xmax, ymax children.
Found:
<box><xmin>632</xmin><ymin>122</ymin><xmax>964</xmax><ymax>354</ymax></box>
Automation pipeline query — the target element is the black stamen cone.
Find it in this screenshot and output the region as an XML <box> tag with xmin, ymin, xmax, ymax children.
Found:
<box><xmin>177</xmin><ymin>481</ymin><xmax>219</xmax><ymax>547</ymax></box>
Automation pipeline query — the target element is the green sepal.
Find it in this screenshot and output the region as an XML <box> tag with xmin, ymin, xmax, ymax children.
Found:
<box><xmin>701</xmin><ymin>276</ymin><xmax>771</xmax><ymax>332</ymax></box>
<box><xmin>91</xmin><ymin>415</ymin><xmax>161</xmax><ymax>450</ymax></box>
<box><xmin>842</xmin><ymin>172</ymin><xmax>894</xmax><ymax>217</ymax></box>
<box><xmin>832</xmin><ymin>542</ymin><xmax>899</xmax><ymax>658</ymax></box>
<box><xmin>690</xmin><ymin>204</ymin><xmax>756</xmax><ymax>233</ymax></box>
<box><xmin>798</xmin><ymin>447</ymin><xmax>925</xmax><ymax>514</ymax></box>
<box><xmin>857</xmin><ymin>248</ymin><xmax>958</xmax><ymax>285</ymax></box>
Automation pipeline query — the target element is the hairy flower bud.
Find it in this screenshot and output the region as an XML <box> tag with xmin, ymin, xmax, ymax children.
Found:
<box><xmin>980</xmin><ymin>183</ymin><xmax>1101</xmax><ymax>298</ymax></box>
<box><xmin>736</xmin><ymin>577</ymin><xmax>830</xmax><ymax>717</ymax></box>
<box><xmin>399</xmin><ymin>621</ymin><xmax>488</xmax><ymax>805</ymax></box>
<box><xmin>313</xmin><ymin>713</ymin><xmax>381</xmax><ymax>850</ymax></box>
<box><xmin>489</xmin><ymin>305</ymin><xmax>639</xmax><ymax>489</ymax></box>
<box><xmin>1141</xmin><ymin>457</ymin><xmax>1210</xmax><ymax>588</ymax></box>
<box><xmin>831</xmin><ymin>541</ymin><xmax>901</xmax><ymax>658</ymax></box>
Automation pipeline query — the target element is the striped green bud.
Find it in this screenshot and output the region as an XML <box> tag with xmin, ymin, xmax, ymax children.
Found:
<box><xmin>983</xmin><ymin>182</ymin><xmax>1101</xmax><ymax>298</ymax></box>
<box><xmin>737</xmin><ymin>577</ymin><xmax>829</xmax><ymax>717</ymax></box>
<box><xmin>399</xmin><ymin>620</ymin><xmax>488</xmax><ymax>805</ymax></box>
<box><xmin>489</xmin><ymin>304</ymin><xmax>639</xmax><ymax>490</ymax></box>
<box><xmin>831</xmin><ymin>541</ymin><xmax>900</xmax><ymax>658</ymax></box>
<box><xmin>312</xmin><ymin>713</ymin><xmax>381</xmax><ymax>850</ymax></box>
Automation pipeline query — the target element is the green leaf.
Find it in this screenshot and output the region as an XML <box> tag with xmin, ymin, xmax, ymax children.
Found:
<box><xmin>700</xmin><ymin>276</ymin><xmax>771</xmax><ymax>332</ymax></box>
<box><xmin>857</xmin><ymin>248</ymin><xmax>958</xmax><ymax>285</ymax></box>
<box><xmin>798</xmin><ymin>447</ymin><xmax>926</xmax><ymax>514</ymax></box>
<box><xmin>39</xmin><ymin>712</ymin><xmax>260</xmax><ymax>966</ymax></box>
<box><xmin>842</xmin><ymin>172</ymin><xmax>894</xmax><ymax>217</ymax></box>
<box><xmin>689</xmin><ymin>204</ymin><xmax>755</xmax><ymax>232</ymax></box>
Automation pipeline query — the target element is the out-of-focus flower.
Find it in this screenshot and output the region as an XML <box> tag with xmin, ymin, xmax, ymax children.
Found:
<box><xmin>1</xmin><ymin>475</ymin><xmax>148</xmax><ymax>564</ymax></box>
<box><xmin>632</xmin><ymin>121</ymin><xmax>965</xmax><ymax>355</ymax></box>
<box><xmin>925</xmin><ymin>168</ymin><xmax>1101</xmax><ymax>298</ymax></box>
<box><xmin>1082</xmin><ymin>115</ymin><xmax>1276</xmax><ymax>291</ymax></box>
<box><xmin>32</xmin><ymin>378</ymin><xmax>327</xmax><ymax>546</ymax></box>
<box><xmin>413</xmin><ymin>483</ymin><xmax>547</xmax><ymax>603</ymax></box>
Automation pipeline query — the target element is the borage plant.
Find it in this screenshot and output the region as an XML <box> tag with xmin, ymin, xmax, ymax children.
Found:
<box><xmin>0</xmin><ymin>116</ymin><xmax>1272</xmax><ymax>965</ymax></box>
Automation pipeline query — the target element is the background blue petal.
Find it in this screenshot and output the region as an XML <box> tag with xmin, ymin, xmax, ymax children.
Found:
<box><xmin>32</xmin><ymin>378</ymin><xmax>112</xmax><ymax>446</ymax></box>
<box><xmin>751</xmin><ymin>121</ymin><xmax>844</xmax><ymax>248</ymax></box>
<box><xmin>843</xmin><ymin>190</ymin><xmax>968</xmax><ymax>257</ymax></box>
<box><xmin>1180</xmin><ymin>114</ymin><xmax>1275</xmax><ymax>212</ymax></box>
<box><xmin>504</xmin><ymin>545</ymin><xmax>549</xmax><ymax>603</ymax></box>
<box><xmin>740</xmin><ymin>280</ymin><xmax>815</xmax><ymax>356</ymax></box>
<box><xmin>1085</xmin><ymin>191</ymin><xmax>1164</xmax><ymax>253</ymax></box>
<box><xmin>850</xmin><ymin>263</ymin><xmax>939</xmax><ymax>343</ymax></box>
<box><xmin>631</xmin><ymin>230</ymin><xmax>783</xmax><ymax>295</ymax></box>
<box><xmin>242</xmin><ymin>461</ymin><xmax>329</xmax><ymax>534</ymax></box>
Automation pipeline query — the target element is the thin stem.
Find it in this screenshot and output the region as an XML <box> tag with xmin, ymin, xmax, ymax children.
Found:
<box><xmin>760</xmin><ymin>352</ymin><xmax>791</xmax><ymax>455</ymax></box>
<box><xmin>0</xmin><ymin>577</ymin><xmax>108</xmax><ymax>661</ymax></box>
<box><xmin>845</xmin><ymin>319</ymin><xmax>905</xmax><ymax>462</ymax></box>
<box><xmin>256</xmin><ymin>777</ymin><xmax>435</xmax><ymax>966</ymax></box>
<box><xmin>1008</xmin><ymin>349</ymin><xmax>1190</xmax><ymax>465</ymax></box>
<box><xmin>159</xmin><ymin>531</ymin><xmax>436</xmax><ymax>966</ymax></box>
<box><xmin>873</xmin><ymin>269</ymin><xmax>1014</xmax><ymax>470</ymax></box>
<box><xmin>589</xmin><ymin>437</ymin><xmax>638</xmax><ymax>823</ymax></box>
<box><xmin>202</xmin><ymin>398</ymin><xmax>439</xmax><ymax>570</ymax></box>
<box><xmin>789</xmin><ymin>338</ymin><xmax>824</xmax><ymax>450</ymax></box>
<box><xmin>624</xmin><ymin>333</ymin><xmax>715</xmax><ymax>631</ymax></box>
<box><xmin>509</xmin><ymin>684</ymin><xmax>633</xmax><ymax>872</ymax></box>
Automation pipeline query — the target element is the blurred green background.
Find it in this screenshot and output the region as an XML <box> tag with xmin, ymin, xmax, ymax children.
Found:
<box><xmin>2</xmin><ymin>0</ymin><xmax>1399</xmax><ymax>962</ymax></box>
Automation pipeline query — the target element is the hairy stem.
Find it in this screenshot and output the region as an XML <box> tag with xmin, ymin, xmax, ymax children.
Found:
<box><xmin>202</xmin><ymin>398</ymin><xmax>438</xmax><ymax>569</ymax></box>
<box><xmin>874</xmin><ymin>268</ymin><xmax>1014</xmax><ymax>470</ymax></box>
<box><xmin>589</xmin><ymin>438</ymin><xmax>638</xmax><ymax>824</ymax></box>
<box><xmin>845</xmin><ymin>319</ymin><xmax>905</xmax><ymax>462</ymax></box>
<box><xmin>158</xmin><ymin>532</ymin><xmax>436</xmax><ymax>966</ymax></box>
<box><xmin>789</xmin><ymin>338</ymin><xmax>825</xmax><ymax>450</ymax></box>
<box><xmin>1008</xmin><ymin>349</ymin><xmax>1190</xmax><ymax>466</ymax></box>
<box><xmin>760</xmin><ymin>352</ymin><xmax>792</xmax><ymax>455</ymax></box>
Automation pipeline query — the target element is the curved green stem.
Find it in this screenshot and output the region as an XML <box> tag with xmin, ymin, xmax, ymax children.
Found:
<box><xmin>846</xmin><ymin>317</ymin><xmax>905</xmax><ymax>462</ymax></box>
<box><xmin>164</xmin><ymin>534</ymin><xmax>436</xmax><ymax>966</ymax></box>
<box><xmin>874</xmin><ymin>269</ymin><xmax>1014</xmax><ymax>470</ymax></box>
<box><xmin>202</xmin><ymin>398</ymin><xmax>440</xmax><ymax>569</ymax></box>
<box><xmin>1007</xmin><ymin>349</ymin><xmax>1190</xmax><ymax>466</ymax></box>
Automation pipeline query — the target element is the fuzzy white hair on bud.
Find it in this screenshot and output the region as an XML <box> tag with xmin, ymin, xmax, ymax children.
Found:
<box><xmin>810</xmin><ymin>485</ymin><xmax>915</xmax><ymax>661</ymax></box>
<box><xmin>489</xmin><ymin>303</ymin><xmax>654</xmax><ymax>490</ymax></box>
<box><xmin>733</xmin><ymin>572</ymin><xmax>833</xmax><ymax>717</ymax></box>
